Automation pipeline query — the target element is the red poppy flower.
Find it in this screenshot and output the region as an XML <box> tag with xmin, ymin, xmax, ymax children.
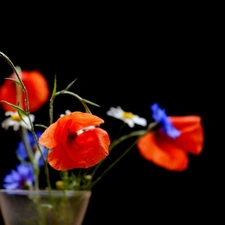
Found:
<box><xmin>0</xmin><ymin>70</ymin><xmax>49</xmax><ymax>112</ymax></box>
<box><xmin>137</xmin><ymin>116</ymin><xmax>204</xmax><ymax>171</ymax></box>
<box><xmin>39</xmin><ymin>112</ymin><xmax>110</xmax><ymax>170</ymax></box>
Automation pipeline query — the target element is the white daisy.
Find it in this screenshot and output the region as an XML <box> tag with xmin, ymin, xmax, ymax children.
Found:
<box><xmin>1</xmin><ymin>111</ymin><xmax>35</xmax><ymax>131</ymax></box>
<box><xmin>106</xmin><ymin>106</ymin><xmax>147</xmax><ymax>128</ymax></box>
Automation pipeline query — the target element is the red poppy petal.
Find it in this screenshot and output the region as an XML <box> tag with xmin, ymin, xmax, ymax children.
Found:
<box><xmin>0</xmin><ymin>71</ymin><xmax>49</xmax><ymax>112</ymax></box>
<box><xmin>39</xmin><ymin>112</ymin><xmax>105</xmax><ymax>149</ymax></box>
<box><xmin>39</xmin><ymin>112</ymin><xmax>110</xmax><ymax>170</ymax></box>
<box><xmin>169</xmin><ymin>116</ymin><xmax>201</xmax><ymax>130</ymax></box>
<box><xmin>48</xmin><ymin>143</ymin><xmax>78</xmax><ymax>170</ymax></box>
<box><xmin>65</xmin><ymin>128</ymin><xmax>110</xmax><ymax>168</ymax></box>
<box><xmin>56</xmin><ymin>112</ymin><xmax>105</xmax><ymax>134</ymax></box>
<box><xmin>169</xmin><ymin>116</ymin><xmax>204</xmax><ymax>155</ymax></box>
<box><xmin>39</xmin><ymin>122</ymin><xmax>58</xmax><ymax>148</ymax></box>
<box><xmin>137</xmin><ymin>133</ymin><xmax>189</xmax><ymax>171</ymax></box>
<box><xmin>0</xmin><ymin>79</ymin><xmax>17</xmax><ymax>112</ymax></box>
<box><xmin>47</xmin><ymin>128</ymin><xmax>110</xmax><ymax>170</ymax></box>
<box><xmin>22</xmin><ymin>71</ymin><xmax>49</xmax><ymax>112</ymax></box>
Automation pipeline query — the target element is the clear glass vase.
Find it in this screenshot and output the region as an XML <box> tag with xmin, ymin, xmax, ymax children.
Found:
<box><xmin>0</xmin><ymin>189</ymin><xmax>91</xmax><ymax>225</ymax></box>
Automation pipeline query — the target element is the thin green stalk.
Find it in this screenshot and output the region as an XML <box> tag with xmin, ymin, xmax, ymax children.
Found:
<box><xmin>85</xmin><ymin>130</ymin><xmax>147</xmax><ymax>189</ymax></box>
<box><xmin>54</xmin><ymin>90</ymin><xmax>100</xmax><ymax>108</ymax></box>
<box><xmin>89</xmin><ymin>130</ymin><xmax>147</xmax><ymax>179</ymax></box>
<box><xmin>49</xmin><ymin>95</ymin><xmax>54</xmax><ymax>125</ymax></box>
<box><xmin>0</xmin><ymin>51</ymin><xmax>51</xmax><ymax>191</ymax></box>
<box><xmin>87</xmin><ymin>137</ymin><xmax>140</xmax><ymax>189</ymax></box>
<box><xmin>52</xmin><ymin>90</ymin><xmax>99</xmax><ymax>114</ymax></box>
<box><xmin>86</xmin><ymin>122</ymin><xmax>161</xmax><ymax>189</ymax></box>
<box><xmin>20</xmin><ymin>127</ymin><xmax>34</xmax><ymax>163</ymax></box>
<box><xmin>20</xmin><ymin>127</ymin><xmax>40</xmax><ymax>190</ymax></box>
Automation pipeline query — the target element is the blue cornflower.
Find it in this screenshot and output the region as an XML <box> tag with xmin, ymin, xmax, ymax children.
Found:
<box><xmin>16</xmin><ymin>131</ymin><xmax>47</xmax><ymax>167</ymax></box>
<box><xmin>3</xmin><ymin>164</ymin><xmax>35</xmax><ymax>189</ymax></box>
<box><xmin>151</xmin><ymin>103</ymin><xmax>180</xmax><ymax>139</ymax></box>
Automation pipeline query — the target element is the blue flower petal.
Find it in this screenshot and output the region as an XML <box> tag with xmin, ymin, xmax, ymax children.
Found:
<box><xmin>3</xmin><ymin>164</ymin><xmax>35</xmax><ymax>190</ymax></box>
<box><xmin>16</xmin><ymin>131</ymin><xmax>47</xmax><ymax>167</ymax></box>
<box><xmin>151</xmin><ymin>103</ymin><xmax>180</xmax><ymax>139</ymax></box>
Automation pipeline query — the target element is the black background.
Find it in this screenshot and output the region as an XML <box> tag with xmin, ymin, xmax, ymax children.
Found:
<box><xmin>0</xmin><ymin>4</ymin><xmax>222</xmax><ymax>225</ymax></box>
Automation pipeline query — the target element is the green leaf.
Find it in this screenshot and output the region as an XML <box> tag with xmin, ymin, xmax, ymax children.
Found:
<box><xmin>4</xmin><ymin>77</ymin><xmax>22</xmax><ymax>86</ymax></box>
<box><xmin>0</xmin><ymin>100</ymin><xmax>26</xmax><ymax>114</ymax></box>
<box><xmin>0</xmin><ymin>100</ymin><xmax>32</xmax><ymax>127</ymax></box>
<box><xmin>62</xmin><ymin>78</ymin><xmax>78</xmax><ymax>92</ymax></box>
<box><xmin>17</xmin><ymin>110</ymin><xmax>30</xmax><ymax>126</ymax></box>
<box><xmin>35</xmin><ymin>124</ymin><xmax>48</xmax><ymax>129</ymax></box>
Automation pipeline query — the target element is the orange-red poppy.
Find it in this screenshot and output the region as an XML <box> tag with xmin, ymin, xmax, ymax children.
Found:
<box><xmin>0</xmin><ymin>70</ymin><xmax>49</xmax><ymax>112</ymax></box>
<box><xmin>39</xmin><ymin>112</ymin><xmax>110</xmax><ymax>170</ymax></box>
<box><xmin>137</xmin><ymin>116</ymin><xmax>204</xmax><ymax>171</ymax></box>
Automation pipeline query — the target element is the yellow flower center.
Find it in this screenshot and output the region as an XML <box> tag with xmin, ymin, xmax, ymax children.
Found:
<box><xmin>11</xmin><ymin>114</ymin><xmax>22</xmax><ymax>121</ymax></box>
<box><xmin>122</xmin><ymin>112</ymin><xmax>134</xmax><ymax>119</ymax></box>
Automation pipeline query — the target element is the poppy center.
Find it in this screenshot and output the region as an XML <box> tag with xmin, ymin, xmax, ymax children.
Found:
<box><xmin>67</xmin><ymin>130</ymin><xmax>77</xmax><ymax>145</ymax></box>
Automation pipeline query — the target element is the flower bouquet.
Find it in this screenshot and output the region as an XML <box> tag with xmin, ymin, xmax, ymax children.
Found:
<box><xmin>0</xmin><ymin>51</ymin><xmax>204</xmax><ymax>225</ymax></box>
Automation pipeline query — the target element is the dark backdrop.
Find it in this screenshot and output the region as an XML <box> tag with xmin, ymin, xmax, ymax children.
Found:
<box><xmin>0</xmin><ymin>6</ymin><xmax>222</xmax><ymax>225</ymax></box>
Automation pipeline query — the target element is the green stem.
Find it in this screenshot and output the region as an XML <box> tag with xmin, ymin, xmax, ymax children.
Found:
<box><xmin>20</xmin><ymin>127</ymin><xmax>40</xmax><ymax>190</ymax></box>
<box><xmin>20</xmin><ymin>127</ymin><xmax>34</xmax><ymax>163</ymax></box>
<box><xmin>0</xmin><ymin>51</ymin><xmax>51</xmax><ymax>191</ymax></box>
<box><xmin>86</xmin><ymin>130</ymin><xmax>147</xmax><ymax>189</ymax></box>
<box><xmin>54</xmin><ymin>90</ymin><xmax>100</xmax><ymax>113</ymax></box>
<box><xmin>49</xmin><ymin>95</ymin><xmax>54</xmax><ymax>125</ymax></box>
<box><xmin>86</xmin><ymin>122</ymin><xmax>161</xmax><ymax>189</ymax></box>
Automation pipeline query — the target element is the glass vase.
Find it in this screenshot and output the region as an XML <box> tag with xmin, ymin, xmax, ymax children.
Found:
<box><xmin>0</xmin><ymin>189</ymin><xmax>91</xmax><ymax>225</ymax></box>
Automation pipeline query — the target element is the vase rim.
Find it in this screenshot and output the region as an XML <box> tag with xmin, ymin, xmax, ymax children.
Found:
<box><xmin>0</xmin><ymin>189</ymin><xmax>91</xmax><ymax>197</ymax></box>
